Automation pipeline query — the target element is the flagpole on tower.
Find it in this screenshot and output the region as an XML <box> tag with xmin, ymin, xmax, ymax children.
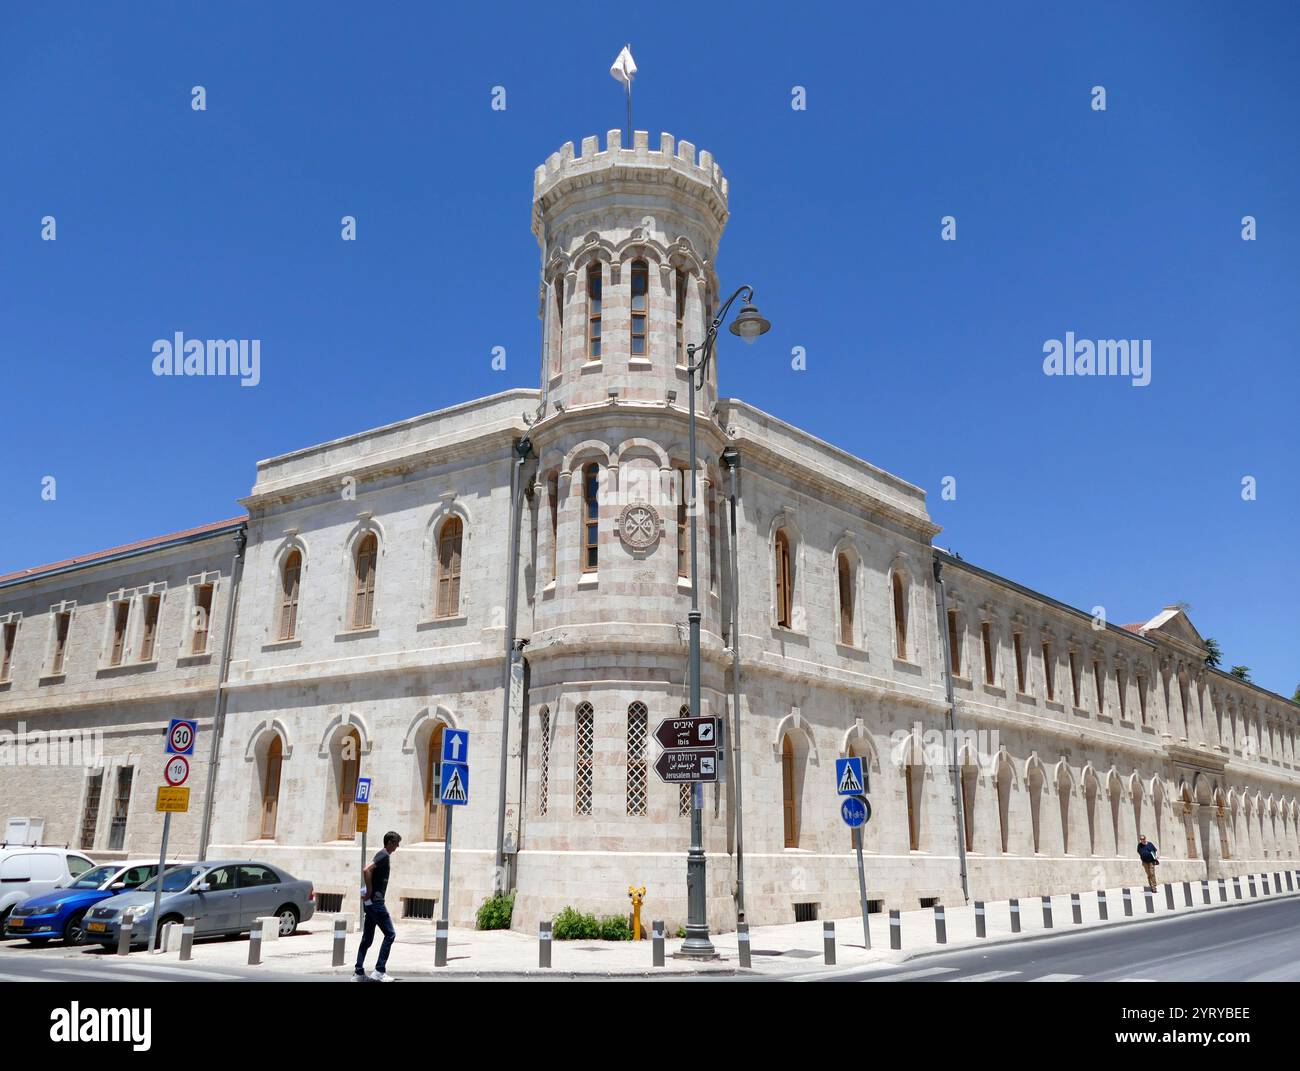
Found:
<box><xmin>610</xmin><ymin>44</ymin><xmax>637</xmax><ymax>143</ymax></box>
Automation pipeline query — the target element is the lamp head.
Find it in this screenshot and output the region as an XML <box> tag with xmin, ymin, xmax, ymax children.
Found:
<box><xmin>728</xmin><ymin>302</ymin><xmax>770</xmax><ymax>345</ymax></box>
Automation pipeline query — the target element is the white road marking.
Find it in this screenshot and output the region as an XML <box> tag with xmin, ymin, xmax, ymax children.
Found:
<box><xmin>0</xmin><ymin>971</ymin><xmax>51</xmax><ymax>982</ymax></box>
<box><xmin>864</xmin><ymin>966</ymin><xmax>959</xmax><ymax>982</ymax></box>
<box><xmin>49</xmin><ymin>963</ymin><xmax>245</xmax><ymax>982</ymax></box>
<box><xmin>950</xmin><ymin>970</ymin><xmax>1021</xmax><ymax>982</ymax></box>
<box><xmin>1028</xmin><ymin>973</ymin><xmax>1081</xmax><ymax>982</ymax></box>
<box><xmin>1117</xmin><ymin>977</ymin><xmax>1157</xmax><ymax>982</ymax></box>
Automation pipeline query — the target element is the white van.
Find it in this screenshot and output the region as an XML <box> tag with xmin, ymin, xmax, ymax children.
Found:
<box><xmin>0</xmin><ymin>847</ymin><xmax>97</xmax><ymax>927</ymax></box>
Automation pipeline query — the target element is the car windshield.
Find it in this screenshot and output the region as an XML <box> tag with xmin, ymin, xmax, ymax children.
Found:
<box><xmin>59</xmin><ymin>865</ymin><xmax>120</xmax><ymax>890</ymax></box>
<box><xmin>139</xmin><ymin>866</ymin><xmax>202</xmax><ymax>893</ymax></box>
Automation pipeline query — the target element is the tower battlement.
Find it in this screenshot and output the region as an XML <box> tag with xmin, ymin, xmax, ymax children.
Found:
<box><xmin>532</xmin><ymin>130</ymin><xmax>728</xmax><ymax>223</ymax></box>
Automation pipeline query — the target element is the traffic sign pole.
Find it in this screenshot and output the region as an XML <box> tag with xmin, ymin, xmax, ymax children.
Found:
<box><xmin>436</xmin><ymin>805</ymin><xmax>453</xmax><ymax>967</ymax></box>
<box><xmin>147</xmin><ymin>811</ymin><xmax>171</xmax><ymax>954</ymax></box>
<box><xmin>854</xmin><ymin>826</ymin><xmax>870</xmax><ymax>950</ymax></box>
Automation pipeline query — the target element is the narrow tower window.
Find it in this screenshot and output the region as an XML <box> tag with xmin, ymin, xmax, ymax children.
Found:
<box><xmin>582</xmin><ymin>463</ymin><xmax>600</xmax><ymax>572</ymax></box>
<box><xmin>675</xmin><ymin>269</ymin><xmax>687</xmax><ymax>367</ymax></box>
<box><xmin>630</xmin><ymin>259</ymin><xmax>648</xmax><ymax>356</ymax></box>
<box><xmin>586</xmin><ymin>264</ymin><xmax>602</xmax><ymax>360</ymax></box>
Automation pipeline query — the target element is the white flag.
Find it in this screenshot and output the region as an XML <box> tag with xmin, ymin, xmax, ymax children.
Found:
<box><xmin>610</xmin><ymin>45</ymin><xmax>637</xmax><ymax>87</ymax></box>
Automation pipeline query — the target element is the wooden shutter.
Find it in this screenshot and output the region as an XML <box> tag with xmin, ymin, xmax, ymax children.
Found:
<box><xmin>892</xmin><ymin>573</ymin><xmax>907</xmax><ymax>657</ymax></box>
<box><xmin>837</xmin><ymin>555</ymin><xmax>853</xmax><ymax>645</ymax></box>
<box><xmin>782</xmin><ymin>735</ymin><xmax>797</xmax><ymax>847</ymax></box>
<box><xmin>436</xmin><ymin>518</ymin><xmax>463</xmax><ymax>618</ymax></box>
<box><xmin>279</xmin><ymin>553</ymin><xmax>301</xmax><ymax>640</ymax></box>
<box><xmin>352</xmin><ymin>536</ymin><xmax>377</xmax><ymax>629</ymax></box>
<box><xmin>261</xmin><ymin>735</ymin><xmax>282</xmax><ymax>839</ymax></box>
<box><xmin>110</xmin><ymin>602</ymin><xmax>129</xmax><ymax>666</ymax></box>
<box><xmin>139</xmin><ymin>596</ymin><xmax>160</xmax><ymax>662</ymax></box>
<box><xmin>775</xmin><ymin>532</ymin><xmax>791</xmax><ymax>628</ymax></box>
<box><xmin>338</xmin><ymin>730</ymin><xmax>360</xmax><ymax>839</ymax></box>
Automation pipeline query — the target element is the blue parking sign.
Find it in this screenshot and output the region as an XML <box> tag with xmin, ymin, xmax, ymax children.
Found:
<box><xmin>355</xmin><ymin>777</ymin><xmax>372</xmax><ymax>805</ymax></box>
<box><xmin>835</xmin><ymin>757</ymin><xmax>865</xmax><ymax>796</ymax></box>
<box><xmin>440</xmin><ymin>762</ymin><xmax>469</xmax><ymax>806</ymax></box>
<box><xmin>442</xmin><ymin>729</ymin><xmax>469</xmax><ymax>764</ymax></box>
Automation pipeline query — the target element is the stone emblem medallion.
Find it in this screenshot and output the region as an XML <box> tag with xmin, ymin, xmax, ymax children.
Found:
<box><xmin>618</xmin><ymin>501</ymin><xmax>661</xmax><ymax>550</ymax></box>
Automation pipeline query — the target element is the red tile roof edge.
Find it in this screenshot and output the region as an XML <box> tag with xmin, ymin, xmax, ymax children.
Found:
<box><xmin>0</xmin><ymin>516</ymin><xmax>248</xmax><ymax>586</ymax></box>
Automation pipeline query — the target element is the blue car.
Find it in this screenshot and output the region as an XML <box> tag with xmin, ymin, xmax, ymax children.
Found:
<box><xmin>3</xmin><ymin>861</ymin><xmax>160</xmax><ymax>945</ymax></box>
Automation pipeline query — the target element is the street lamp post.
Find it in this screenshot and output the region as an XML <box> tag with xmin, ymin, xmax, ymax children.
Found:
<box><xmin>680</xmin><ymin>285</ymin><xmax>770</xmax><ymax>959</ymax></box>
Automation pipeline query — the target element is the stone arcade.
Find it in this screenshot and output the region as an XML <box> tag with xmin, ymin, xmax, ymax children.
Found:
<box><xmin>2</xmin><ymin>130</ymin><xmax>1297</xmax><ymax>932</ymax></box>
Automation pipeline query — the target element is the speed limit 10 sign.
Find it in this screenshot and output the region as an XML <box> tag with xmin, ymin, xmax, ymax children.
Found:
<box><xmin>164</xmin><ymin>755</ymin><xmax>190</xmax><ymax>787</ymax></box>
<box><xmin>166</xmin><ymin>718</ymin><xmax>197</xmax><ymax>756</ymax></box>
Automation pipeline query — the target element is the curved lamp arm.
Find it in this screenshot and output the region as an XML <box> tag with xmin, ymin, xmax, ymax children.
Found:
<box><xmin>685</xmin><ymin>284</ymin><xmax>756</xmax><ymax>391</ymax></box>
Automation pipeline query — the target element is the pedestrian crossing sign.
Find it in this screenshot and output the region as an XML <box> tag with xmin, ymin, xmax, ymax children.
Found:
<box><xmin>835</xmin><ymin>757</ymin><xmax>865</xmax><ymax>796</ymax></box>
<box><xmin>440</xmin><ymin>761</ymin><xmax>469</xmax><ymax>806</ymax></box>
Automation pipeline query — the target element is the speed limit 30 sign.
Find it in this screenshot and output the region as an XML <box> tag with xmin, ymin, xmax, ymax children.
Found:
<box><xmin>166</xmin><ymin>718</ymin><xmax>197</xmax><ymax>756</ymax></box>
<box><xmin>164</xmin><ymin>754</ymin><xmax>190</xmax><ymax>787</ymax></box>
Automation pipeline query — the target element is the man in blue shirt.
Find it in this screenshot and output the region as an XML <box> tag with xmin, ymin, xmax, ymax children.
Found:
<box><xmin>354</xmin><ymin>831</ymin><xmax>401</xmax><ymax>982</ymax></box>
<box><xmin>1137</xmin><ymin>835</ymin><xmax>1159</xmax><ymax>892</ymax></box>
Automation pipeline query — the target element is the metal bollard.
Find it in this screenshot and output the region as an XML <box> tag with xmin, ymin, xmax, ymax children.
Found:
<box><xmin>1144</xmin><ymin>887</ymin><xmax>1155</xmax><ymax>913</ymax></box>
<box><xmin>1071</xmin><ymin>893</ymin><xmax>1082</xmax><ymax>925</ymax></box>
<box><xmin>933</xmin><ymin>905</ymin><xmax>946</xmax><ymax>944</ymax></box>
<box><xmin>822</xmin><ymin>921</ymin><xmax>836</xmax><ymax>965</ymax></box>
<box><xmin>736</xmin><ymin>922</ymin><xmax>751</xmax><ymax>968</ymax></box>
<box><xmin>435</xmin><ymin>921</ymin><xmax>448</xmax><ymax>967</ymax></box>
<box><xmin>1249</xmin><ymin>875</ymin><xmax>1257</xmax><ymax>898</ymax></box>
<box><xmin>889</xmin><ymin>909</ymin><xmax>901</xmax><ymax>949</ymax></box>
<box><xmin>1010</xmin><ymin>898</ymin><xmax>1021</xmax><ymax>932</ymax></box>
<box><xmin>117</xmin><ymin>912</ymin><xmax>135</xmax><ymax>956</ymax></box>
<box><xmin>1182</xmin><ymin>882</ymin><xmax>1193</xmax><ymax>907</ymax></box>
<box><xmin>179</xmin><ymin>917</ymin><xmax>195</xmax><ymax>962</ymax></box>
<box><xmin>1098</xmin><ymin>890</ymin><xmax>1108</xmax><ymax>921</ymax></box>
<box><xmin>1218</xmin><ymin>877</ymin><xmax>1227</xmax><ymax>902</ymax></box>
<box><xmin>974</xmin><ymin>901</ymin><xmax>986</xmax><ymax>938</ymax></box>
<box><xmin>1122</xmin><ymin>888</ymin><xmax>1132</xmax><ymax>916</ymax></box>
<box><xmin>651</xmin><ymin>920</ymin><xmax>664</xmax><ymax>968</ymax></box>
<box><xmin>1041</xmin><ymin>896</ymin><xmax>1053</xmax><ymax>929</ymax></box>
<box><xmin>1164</xmin><ymin>884</ymin><xmax>1175</xmax><ymax>910</ymax></box>
<box><xmin>539</xmin><ymin>920</ymin><xmax>552</xmax><ymax>969</ymax></box>
<box><xmin>247</xmin><ymin>926</ymin><xmax>262</xmax><ymax>966</ymax></box>
<box><xmin>1201</xmin><ymin>880</ymin><xmax>1210</xmax><ymax>905</ymax></box>
<box><xmin>1234</xmin><ymin>876</ymin><xmax>1242</xmax><ymax>899</ymax></box>
<box><xmin>332</xmin><ymin>917</ymin><xmax>347</xmax><ymax>967</ymax></box>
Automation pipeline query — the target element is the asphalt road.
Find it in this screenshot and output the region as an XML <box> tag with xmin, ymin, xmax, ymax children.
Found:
<box><xmin>790</xmin><ymin>897</ymin><xmax>1300</xmax><ymax>982</ymax></box>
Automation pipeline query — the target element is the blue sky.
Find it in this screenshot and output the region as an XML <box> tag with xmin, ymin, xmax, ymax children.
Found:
<box><xmin>1</xmin><ymin>2</ymin><xmax>1296</xmax><ymax>696</ymax></box>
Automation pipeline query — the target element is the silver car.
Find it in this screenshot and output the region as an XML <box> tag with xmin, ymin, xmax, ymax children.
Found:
<box><xmin>85</xmin><ymin>860</ymin><xmax>315</xmax><ymax>948</ymax></box>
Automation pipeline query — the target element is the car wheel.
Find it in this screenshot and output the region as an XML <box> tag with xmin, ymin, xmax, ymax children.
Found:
<box><xmin>64</xmin><ymin>911</ymin><xmax>88</xmax><ymax>945</ymax></box>
<box><xmin>276</xmin><ymin>905</ymin><xmax>300</xmax><ymax>936</ymax></box>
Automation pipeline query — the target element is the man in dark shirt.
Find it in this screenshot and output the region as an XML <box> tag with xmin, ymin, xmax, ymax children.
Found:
<box><xmin>354</xmin><ymin>831</ymin><xmax>401</xmax><ymax>981</ymax></box>
<box><xmin>1137</xmin><ymin>835</ymin><xmax>1159</xmax><ymax>891</ymax></box>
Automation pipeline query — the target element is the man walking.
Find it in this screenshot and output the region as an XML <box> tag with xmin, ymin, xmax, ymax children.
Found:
<box><xmin>354</xmin><ymin>830</ymin><xmax>401</xmax><ymax>982</ymax></box>
<box><xmin>1137</xmin><ymin>834</ymin><xmax>1159</xmax><ymax>892</ymax></box>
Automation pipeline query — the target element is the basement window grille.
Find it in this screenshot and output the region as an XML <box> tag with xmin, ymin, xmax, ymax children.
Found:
<box><xmin>793</xmin><ymin>902</ymin><xmax>819</xmax><ymax>923</ymax></box>
<box><xmin>402</xmin><ymin>897</ymin><xmax>437</xmax><ymax>920</ymax></box>
<box><xmin>867</xmin><ymin>900</ymin><xmax>883</xmax><ymax>914</ymax></box>
<box><xmin>316</xmin><ymin>893</ymin><xmax>343</xmax><ymax>913</ymax></box>
<box><xmin>919</xmin><ymin>897</ymin><xmax>939</xmax><ymax>909</ymax></box>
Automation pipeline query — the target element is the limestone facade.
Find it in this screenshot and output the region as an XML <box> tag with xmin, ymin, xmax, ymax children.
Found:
<box><xmin>2</xmin><ymin>131</ymin><xmax>1297</xmax><ymax>933</ymax></box>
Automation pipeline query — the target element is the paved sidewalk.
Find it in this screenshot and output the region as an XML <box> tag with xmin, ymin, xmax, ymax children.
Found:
<box><xmin>139</xmin><ymin>870</ymin><xmax>1300</xmax><ymax>978</ymax></box>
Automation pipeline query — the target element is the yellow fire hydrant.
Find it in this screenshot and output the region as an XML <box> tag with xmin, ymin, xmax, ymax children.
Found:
<box><xmin>628</xmin><ymin>885</ymin><xmax>646</xmax><ymax>940</ymax></box>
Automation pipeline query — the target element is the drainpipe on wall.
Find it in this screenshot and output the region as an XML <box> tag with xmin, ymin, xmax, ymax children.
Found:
<box><xmin>197</xmin><ymin>524</ymin><xmax>247</xmax><ymax>862</ymax></box>
<box><xmin>721</xmin><ymin>446</ymin><xmax>746</xmax><ymax>924</ymax></box>
<box><xmin>494</xmin><ymin>437</ymin><xmax>535</xmax><ymax>894</ymax></box>
<box><xmin>933</xmin><ymin>555</ymin><xmax>970</xmax><ymax>902</ymax></box>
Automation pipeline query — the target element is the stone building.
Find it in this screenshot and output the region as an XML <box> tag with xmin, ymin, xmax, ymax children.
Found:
<box><xmin>2</xmin><ymin>129</ymin><xmax>1297</xmax><ymax>932</ymax></box>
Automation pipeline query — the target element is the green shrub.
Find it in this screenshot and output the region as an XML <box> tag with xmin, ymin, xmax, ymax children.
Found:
<box><xmin>552</xmin><ymin>906</ymin><xmax>600</xmax><ymax>940</ymax></box>
<box><xmin>675</xmin><ymin>925</ymin><xmax>686</xmax><ymax>938</ymax></box>
<box><xmin>475</xmin><ymin>891</ymin><xmax>515</xmax><ymax>930</ymax></box>
<box><xmin>598</xmin><ymin>914</ymin><xmax>632</xmax><ymax>941</ymax></box>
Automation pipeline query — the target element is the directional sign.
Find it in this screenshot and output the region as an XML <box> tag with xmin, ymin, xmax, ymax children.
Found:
<box><xmin>156</xmin><ymin>786</ymin><xmax>190</xmax><ymax>813</ymax></box>
<box><xmin>165</xmin><ymin>719</ymin><xmax>197</xmax><ymax>756</ymax></box>
<box><xmin>355</xmin><ymin>802</ymin><xmax>369</xmax><ymax>834</ymax></box>
<box><xmin>654</xmin><ymin>716</ymin><xmax>720</xmax><ymax>751</ymax></box>
<box><xmin>653</xmin><ymin>748</ymin><xmax>719</xmax><ymax>784</ymax></box>
<box><xmin>164</xmin><ymin>755</ymin><xmax>190</xmax><ymax>787</ymax></box>
<box><xmin>440</xmin><ymin>762</ymin><xmax>469</xmax><ymax>805</ymax></box>
<box><xmin>835</xmin><ymin>757</ymin><xmax>865</xmax><ymax>796</ymax></box>
<box><xmin>841</xmin><ymin>795</ymin><xmax>871</xmax><ymax>828</ymax></box>
<box><xmin>354</xmin><ymin>776</ymin><xmax>372</xmax><ymax>805</ymax></box>
<box><xmin>442</xmin><ymin>729</ymin><xmax>469</xmax><ymax>764</ymax></box>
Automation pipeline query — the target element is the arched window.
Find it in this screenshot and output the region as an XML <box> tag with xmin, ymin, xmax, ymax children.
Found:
<box><xmin>905</xmin><ymin>762</ymin><xmax>923</xmax><ymax>850</ymax></box>
<box><xmin>435</xmin><ymin>517</ymin><xmax>463</xmax><ymax>618</ymax></box>
<box><xmin>675</xmin><ymin>269</ymin><xmax>687</xmax><ymax>367</ymax></box>
<box><xmin>1084</xmin><ymin>772</ymin><xmax>1099</xmax><ymax>855</ymax></box>
<box><xmin>547</xmin><ymin>474</ymin><xmax>559</xmax><ymax>582</ymax></box>
<box><xmin>336</xmin><ymin>728</ymin><xmax>361</xmax><ymax>840</ymax></box>
<box><xmin>551</xmin><ymin>277</ymin><xmax>564</xmax><ymax>376</ymax></box>
<box><xmin>537</xmin><ymin>706</ymin><xmax>551</xmax><ymax>816</ymax></box>
<box><xmin>586</xmin><ymin>264</ymin><xmax>602</xmax><ymax>360</ymax></box>
<box><xmin>995</xmin><ymin>759</ymin><xmax>1012</xmax><ymax>853</ymax></box>
<box><xmin>891</xmin><ymin>570</ymin><xmax>908</xmax><ymax>659</ymax></box>
<box><xmin>837</xmin><ymin>554</ymin><xmax>855</xmax><ymax>646</ymax></box>
<box><xmin>961</xmin><ymin>761</ymin><xmax>978</xmax><ymax>853</ymax></box>
<box><xmin>424</xmin><ymin>724</ymin><xmax>446</xmax><ymax>841</ymax></box>
<box><xmin>626</xmin><ymin>702</ymin><xmax>648</xmax><ymax>816</ymax></box>
<box><xmin>351</xmin><ymin>534</ymin><xmax>378</xmax><ymax>630</ymax></box>
<box><xmin>1028</xmin><ymin>765</ymin><xmax>1045</xmax><ymax>853</ymax></box>
<box><xmin>781</xmin><ymin>734</ymin><xmax>799</xmax><ymax>847</ymax></box>
<box><xmin>774</xmin><ymin>530</ymin><xmax>793</xmax><ymax>629</ymax></box>
<box><xmin>630</xmin><ymin>259</ymin><xmax>648</xmax><ymax>356</ymax></box>
<box><xmin>1058</xmin><ymin>767</ymin><xmax>1072</xmax><ymax>854</ymax></box>
<box><xmin>582</xmin><ymin>464</ymin><xmax>600</xmax><ymax>572</ymax></box>
<box><xmin>260</xmin><ymin>735</ymin><xmax>283</xmax><ymax>840</ymax></box>
<box><xmin>574</xmin><ymin>702</ymin><xmax>594</xmax><ymax>816</ymax></box>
